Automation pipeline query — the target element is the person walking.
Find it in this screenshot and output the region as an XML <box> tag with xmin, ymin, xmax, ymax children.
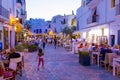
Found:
<box><xmin>42</xmin><ymin>38</ymin><xmax>46</xmax><ymax>49</ymax></box>
<box><xmin>54</xmin><ymin>36</ymin><xmax>57</xmax><ymax>49</ymax></box>
<box><xmin>37</xmin><ymin>48</ymin><xmax>44</xmax><ymax>70</ymax></box>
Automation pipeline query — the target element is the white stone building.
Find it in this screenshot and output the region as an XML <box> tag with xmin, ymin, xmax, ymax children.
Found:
<box><xmin>27</xmin><ymin>18</ymin><xmax>47</xmax><ymax>34</ymax></box>
<box><xmin>50</xmin><ymin>13</ymin><xmax>76</xmax><ymax>33</ymax></box>
<box><xmin>0</xmin><ymin>0</ymin><xmax>26</xmax><ymax>50</ymax></box>
<box><xmin>0</xmin><ymin>0</ymin><xmax>14</xmax><ymax>49</ymax></box>
<box><xmin>76</xmin><ymin>0</ymin><xmax>120</xmax><ymax>46</ymax></box>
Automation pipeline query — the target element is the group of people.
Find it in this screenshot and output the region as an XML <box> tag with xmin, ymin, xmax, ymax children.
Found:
<box><xmin>0</xmin><ymin>48</ymin><xmax>21</xmax><ymax>78</ymax></box>
<box><xmin>34</xmin><ymin>36</ymin><xmax>63</xmax><ymax>49</ymax></box>
<box><xmin>77</xmin><ymin>42</ymin><xmax>120</xmax><ymax>61</ymax></box>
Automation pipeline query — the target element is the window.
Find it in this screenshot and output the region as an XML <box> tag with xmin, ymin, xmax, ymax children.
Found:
<box><xmin>39</xmin><ymin>29</ymin><xmax>42</xmax><ymax>33</ymax></box>
<box><xmin>45</xmin><ymin>29</ymin><xmax>47</xmax><ymax>33</ymax></box>
<box><xmin>48</xmin><ymin>24</ymin><xmax>51</xmax><ymax>28</ymax></box>
<box><xmin>111</xmin><ymin>0</ymin><xmax>115</xmax><ymax>8</ymax></box>
<box><xmin>16</xmin><ymin>0</ymin><xmax>22</xmax><ymax>5</ymax></box>
<box><xmin>53</xmin><ymin>19</ymin><xmax>56</xmax><ymax>23</ymax></box>
<box><xmin>61</xmin><ymin>19</ymin><xmax>66</xmax><ymax>24</ymax></box>
<box><xmin>77</xmin><ymin>21</ymin><xmax>79</xmax><ymax>30</ymax></box>
<box><xmin>36</xmin><ymin>29</ymin><xmax>38</xmax><ymax>33</ymax></box>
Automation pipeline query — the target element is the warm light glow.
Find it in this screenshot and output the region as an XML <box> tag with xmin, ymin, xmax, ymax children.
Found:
<box><xmin>15</xmin><ymin>17</ymin><xmax>19</xmax><ymax>21</ymax></box>
<box><xmin>49</xmin><ymin>30</ymin><xmax>53</xmax><ymax>35</ymax></box>
<box><xmin>24</xmin><ymin>33</ymin><xmax>27</xmax><ymax>37</ymax></box>
<box><xmin>83</xmin><ymin>32</ymin><xmax>86</xmax><ymax>39</ymax></box>
<box><xmin>10</xmin><ymin>17</ymin><xmax>15</xmax><ymax>25</ymax></box>
<box><xmin>104</xmin><ymin>28</ymin><xmax>109</xmax><ymax>36</ymax></box>
<box><xmin>14</xmin><ymin>26</ymin><xmax>17</xmax><ymax>31</ymax></box>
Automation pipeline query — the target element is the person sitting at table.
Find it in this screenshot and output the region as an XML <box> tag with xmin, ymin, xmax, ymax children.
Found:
<box><xmin>78</xmin><ymin>43</ymin><xmax>83</xmax><ymax>49</ymax></box>
<box><xmin>8</xmin><ymin>48</ymin><xmax>20</xmax><ymax>60</ymax></box>
<box><xmin>1</xmin><ymin>50</ymin><xmax>8</xmax><ymax>60</ymax></box>
<box><xmin>100</xmin><ymin>44</ymin><xmax>112</xmax><ymax>61</ymax></box>
<box><xmin>112</xmin><ymin>44</ymin><xmax>120</xmax><ymax>55</ymax></box>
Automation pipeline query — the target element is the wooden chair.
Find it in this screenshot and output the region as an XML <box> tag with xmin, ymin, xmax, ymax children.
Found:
<box><xmin>4</xmin><ymin>61</ymin><xmax>17</xmax><ymax>80</ymax></box>
<box><xmin>0</xmin><ymin>60</ymin><xmax>15</xmax><ymax>80</ymax></box>
<box><xmin>10</xmin><ymin>57</ymin><xmax>23</xmax><ymax>76</ymax></box>
<box><xmin>107</xmin><ymin>53</ymin><xmax>114</xmax><ymax>71</ymax></box>
<box><xmin>100</xmin><ymin>53</ymin><xmax>109</xmax><ymax>69</ymax></box>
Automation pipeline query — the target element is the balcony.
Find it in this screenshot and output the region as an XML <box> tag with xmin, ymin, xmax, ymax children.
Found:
<box><xmin>0</xmin><ymin>4</ymin><xmax>9</xmax><ymax>22</ymax></box>
<box><xmin>87</xmin><ymin>15</ymin><xmax>99</xmax><ymax>24</ymax></box>
<box><xmin>21</xmin><ymin>9</ymin><xmax>26</xmax><ymax>15</ymax></box>
<box><xmin>86</xmin><ymin>0</ymin><xmax>100</xmax><ymax>9</ymax></box>
<box><xmin>116</xmin><ymin>3</ymin><xmax>120</xmax><ymax>17</ymax></box>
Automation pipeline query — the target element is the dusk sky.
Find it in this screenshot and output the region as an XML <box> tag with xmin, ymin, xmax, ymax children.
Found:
<box><xmin>26</xmin><ymin>0</ymin><xmax>81</xmax><ymax>20</ymax></box>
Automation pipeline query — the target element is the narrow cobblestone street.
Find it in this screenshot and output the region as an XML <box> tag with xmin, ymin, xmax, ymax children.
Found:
<box><xmin>17</xmin><ymin>46</ymin><xmax>120</xmax><ymax>80</ymax></box>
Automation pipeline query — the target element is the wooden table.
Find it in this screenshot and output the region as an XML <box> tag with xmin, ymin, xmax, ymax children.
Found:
<box><xmin>113</xmin><ymin>57</ymin><xmax>120</xmax><ymax>76</ymax></box>
<box><xmin>91</xmin><ymin>52</ymin><xmax>100</xmax><ymax>66</ymax></box>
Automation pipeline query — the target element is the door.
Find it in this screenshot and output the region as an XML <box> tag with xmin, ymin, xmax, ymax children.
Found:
<box><xmin>110</xmin><ymin>35</ymin><xmax>115</xmax><ymax>47</ymax></box>
<box><xmin>118</xmin><ymin>30</ymin><xmax>120</xmax><ymax>45</ymax></box>
<box><xmin>3</xmin><ymin>27</ymin><xmax>9</xmax><ymax>49</ymax></box>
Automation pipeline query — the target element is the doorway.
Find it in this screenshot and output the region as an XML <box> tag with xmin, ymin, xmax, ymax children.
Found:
<box><xmin>3</xmin><ymin>27</ymin><xmax>9</xmax><ymax>49</ymax></box>
<box><xmin>118</xmin><ymin>30</ymin><xmax>120</xmax><ymax>45</ymax></box>
<box><xmin>110</xmin><ymin>35</ymin><xmax>115</xmax><ymax>47</ymax></box>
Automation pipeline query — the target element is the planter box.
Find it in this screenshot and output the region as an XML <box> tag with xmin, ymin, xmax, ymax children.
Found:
<box><xmin>79</xmin><ymin>51</ymin><xmax>90</xmax><ymax>66</ymax></box>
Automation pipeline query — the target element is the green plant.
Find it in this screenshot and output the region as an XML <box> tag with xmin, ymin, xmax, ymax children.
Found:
<box><xmin>22</xmin><ymin>42</ymin><xmax>29</xmax><ymax>49</ymax></box>
<box><xmin>15</xmin><ymin>44</ymin><xmax>25</xmax><ymax>52</ymax></box>
<box><xmin>78</xmin><ymin>51</ymin><xmax>90</xmax><ymax>66</ymax></box>
<box><xmin>79</xmin><ymin>51</ymin><xmax>90</xmax><ymax>57</ymax></box>
<box><xmin>28</xmin><ymin>45</ymin><xmax>38</xmax><ymax>52</ymax></box>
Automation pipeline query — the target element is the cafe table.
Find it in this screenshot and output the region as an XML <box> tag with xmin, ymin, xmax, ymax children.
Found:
<box><xmin>113</xmin><ymin>57</ymin><xmax>120</xmax><ymax>76</ymax></box>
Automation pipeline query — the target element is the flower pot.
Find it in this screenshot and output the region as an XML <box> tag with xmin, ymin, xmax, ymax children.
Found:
<box><xmin>79</xmin><ymin>51</ymin><xmax>90</xmax><ymax>66</ymax></box>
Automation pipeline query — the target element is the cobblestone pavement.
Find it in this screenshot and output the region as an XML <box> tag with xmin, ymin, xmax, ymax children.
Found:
<box><xmin>17</xmin><ymin>45</ymin><xmax>120</xmax><ymax>80</ymax></box>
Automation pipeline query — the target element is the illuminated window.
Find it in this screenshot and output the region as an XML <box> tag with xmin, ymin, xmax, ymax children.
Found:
<box><xmin>111</xmin><ymin>0</ymin><xmax>115</xmax><ymax>8</ymax></box>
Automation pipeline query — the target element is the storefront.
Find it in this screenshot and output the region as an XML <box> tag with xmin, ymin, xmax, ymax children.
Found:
<box><xmin>80</xmin><ymin>24</ymin><xmax>109</xmax><ymax>45</ymax></box>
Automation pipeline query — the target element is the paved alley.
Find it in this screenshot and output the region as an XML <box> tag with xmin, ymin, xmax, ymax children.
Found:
<box><xmin>17</xmin><ymin>46</ymin><xmax>120</xmax><ymax>80</ymax></box>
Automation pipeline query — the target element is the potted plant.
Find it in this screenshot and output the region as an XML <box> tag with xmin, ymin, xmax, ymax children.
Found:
<box><xmin>78</xmin><ymin>51</ymin><xmax>90</xmax><ymax>66</ymax></box>
<box><xmin>15</xmin><ymin>44</ymin><xmax>25</xmax><ymax>52</ymax></box>
<box><xmin>28</xmin><ymin>45</ymin><xmax>38</xmax><ymax>52</ymax></box>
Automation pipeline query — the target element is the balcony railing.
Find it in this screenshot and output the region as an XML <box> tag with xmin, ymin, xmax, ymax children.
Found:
<box><xmin>87</xmin><ymin>15</ymin><xmax>99</xmax><ymax>24</ymax></box>
<box><xmin>0</xmin><ymin>4</ymin><xmax>9</xmax><ymax>19</ymax></box>
<box><xmin>116</xmin><ymin>3</ymin><xmax>120</xmax><ymax>15</ymax></box>
<box><xmin>21</xmin><ymin>9</ymin><xmax>26</xmax><ymax>15</ymax></box>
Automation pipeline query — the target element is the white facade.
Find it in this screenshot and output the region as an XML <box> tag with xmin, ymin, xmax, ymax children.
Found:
<box><xmin>76</xmin><ymin>0</ymin><xmax>120</xmax><ymax>46</ymax></box>
<box><xmin>0</xmin><ymin>0</ymin><xmax>27</xmax><ymax>50</ymax></box>
<box><xmin>0</xmin><ymin>0</ymin><xmax>15</xmax><ymax>49</ymax></box>
<box><xmin>28</xmin><ymin>18</ymin><xmax>47</xmax><ymax>34</ymax></box>
<box><xmin>51</xmin><ymin>14</ymin><xmax>76</xmax><ymax>33</ymax></box>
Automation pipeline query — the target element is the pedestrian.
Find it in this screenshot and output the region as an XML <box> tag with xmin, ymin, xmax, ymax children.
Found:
<box><xmin>37</xmin><ymin>48</ymin><xmax>44</xmax><ymax>70</ymax></box>
<box><xmin>54</xmin><ymin>36</ymin><xmax>57</xmax><ymax>48</ymax></box>
<box><xmin>42</xmin><ymin>38</ymin><xmax>46</xmax><ymax>49</ymax></box>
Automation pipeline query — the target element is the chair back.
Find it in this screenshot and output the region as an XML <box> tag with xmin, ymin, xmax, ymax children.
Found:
<box><xmin>104</xmin><ymin>53</ymin><xmax>109</xmax><ymax>64</ymax></box>
<box><xmin>10</xmin><ymin>57</ymin><xmax>22</xmax><ymax>63</ymax></box>
<box><xmin>9</xmin><ymin>61</ymin><xmax>17</xmax><ymax>71</ymax></box>
<box><xmin>107</xmin><ymin>53</ymin><xmax>114</xmax><ymax>66</ymax></box>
